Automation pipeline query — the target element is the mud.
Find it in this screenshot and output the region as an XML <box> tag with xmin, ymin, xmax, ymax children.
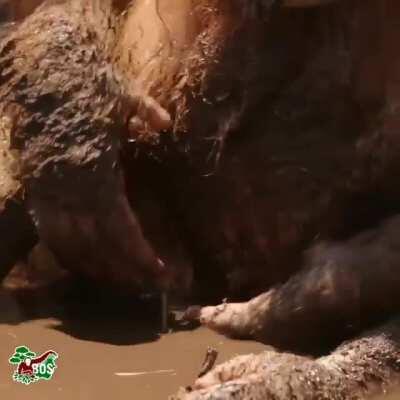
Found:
<box><xmin>0</xmin><ymin>283</ymin><xmax>266</xmax><ymax>399</ymax></box>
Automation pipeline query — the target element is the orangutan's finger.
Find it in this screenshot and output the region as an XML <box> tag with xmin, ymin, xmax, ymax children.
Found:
<box><xmin>137</xmin><ymin>96</ymin><xmax>172</xmax><ymax>133</ymax></box>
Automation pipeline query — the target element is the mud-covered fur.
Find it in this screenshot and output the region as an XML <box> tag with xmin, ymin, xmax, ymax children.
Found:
<box><xmin>192</xmin><ymin>214</ymin><xmax>400</xmax><ymax>352</ymax></box>
<box><xmin>0</xmin><ymin>0</ymin><xmax>170</xmax><ymax>290</ymax></box>
<box><xmin>174</xmin><ymin>318</ymin><xmax>400</xmax><ymax>400</ymax></box>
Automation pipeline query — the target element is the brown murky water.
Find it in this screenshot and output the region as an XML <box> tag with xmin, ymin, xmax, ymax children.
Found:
<box><xmin>2</xmin><ymin>263</ymin><xmax>399</xmax><ymax>400</ymax></box>
<box><xmin>0</xmin><ymin>285</ymin><xmax>266</xmax><ymax>399</ymax></box>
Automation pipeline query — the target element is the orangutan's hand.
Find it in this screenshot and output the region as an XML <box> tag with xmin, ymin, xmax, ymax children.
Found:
<box><xmin>126</xmin><ymin>93</ymin><xmax>172</xmax><ymax>140</ymax></box>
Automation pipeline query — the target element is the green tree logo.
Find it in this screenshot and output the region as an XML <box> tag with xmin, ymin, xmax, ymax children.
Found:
<box><xmin>9</xmin><ymin>346</ymin><xmax>59</xmax><ymax>385</ymax></box>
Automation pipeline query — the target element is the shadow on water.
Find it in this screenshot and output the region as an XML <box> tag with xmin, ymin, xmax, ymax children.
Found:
<box><xmin>0</xmin><ymin>276</ymin><xmax>177</xmax><ymax>345</ymax></box>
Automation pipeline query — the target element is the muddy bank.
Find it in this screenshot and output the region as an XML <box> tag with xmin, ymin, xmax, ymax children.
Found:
<box><xmin>2</xmin><ymin>274</ymin><xmax>400</xmax><ymax>400</ymax></box>
<box><xmin>0</xmin><ymin>283</ymin><xmax>266</xmax><ymax>400</ymax></box>
<box><xmin>0</xmin><ymin>321</ymin><xmax>265</xmax><ymax>400</ymax></box>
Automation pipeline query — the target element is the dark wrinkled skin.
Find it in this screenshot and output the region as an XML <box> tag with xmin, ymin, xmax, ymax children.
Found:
<box><xmin>0</xmin><ymin>1</ymin><xmax>168</xmax><ymax>291</ymax></box>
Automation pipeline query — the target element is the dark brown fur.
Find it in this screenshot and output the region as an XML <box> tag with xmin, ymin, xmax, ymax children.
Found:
<box><xmin>0</xmin><ymin>0</ymin><xmax>168</xmax><ymax>290</ymax></box>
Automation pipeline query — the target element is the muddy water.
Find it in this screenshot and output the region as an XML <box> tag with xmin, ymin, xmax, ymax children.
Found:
<box><xmin>0</xmin><ymin>286</ymin><xmax>266</xmax><ymax>399</ymax></box>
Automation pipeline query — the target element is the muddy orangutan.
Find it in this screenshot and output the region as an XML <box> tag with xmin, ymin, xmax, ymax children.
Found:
<box><xmin>0</xmin><ymin>0</ymin><xmax>310</xmax><ymax>291</ymax></box>
<box><xmin>2</xmin><ymin>2</ymin><xmax>400</xmax><ymax>394</ymax></box>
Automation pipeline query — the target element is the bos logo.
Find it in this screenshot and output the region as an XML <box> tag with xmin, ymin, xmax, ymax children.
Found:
<box><xmin>8</xmin><ymin>346</ymin><xmax>59</xmax><ymax>385</ymax></box>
